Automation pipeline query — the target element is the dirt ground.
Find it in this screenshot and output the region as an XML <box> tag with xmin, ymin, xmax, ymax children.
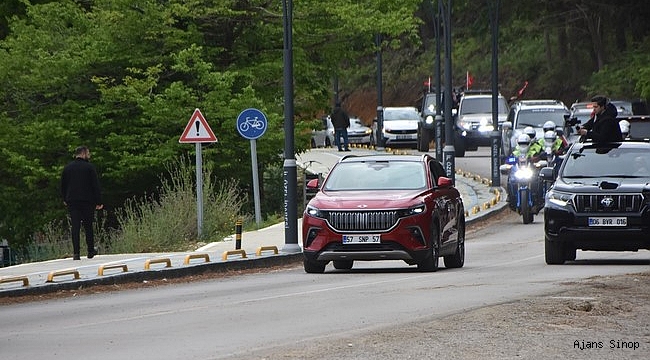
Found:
<box><xmin>239</xmin><ymin>271</ymin><xmax>649</xmax><ymax>360</ymax></box>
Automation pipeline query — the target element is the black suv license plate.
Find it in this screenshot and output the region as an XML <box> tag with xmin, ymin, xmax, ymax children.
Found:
<box><xmin>588</xmin><ymin>217</ymin><xmax>627</xmax><ymax>227</ymax></box>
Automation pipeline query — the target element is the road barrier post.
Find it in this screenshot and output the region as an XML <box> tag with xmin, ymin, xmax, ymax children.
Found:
<box><xmin>235</xmin><ymin>219</ymin><xmax>243</xmax><ymax>250</ymax></box>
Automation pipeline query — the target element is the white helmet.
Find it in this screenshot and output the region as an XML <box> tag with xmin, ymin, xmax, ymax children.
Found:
<box><xmin>544</xmin><ymin>130</ymin><xmax>557</xmax><ymax>148</ymax></box>
<box><xmin>544</xmin><ymin>130</ymin><xmax>557</xmax><ymax>142</ymax></box>
<box><xmin>543</xmin><ymin>121</ymin><xmax>556</xmax><ymax>132</ymax></box>
<box><xmin>524</xmin><ymin>126</ymin><xmax>536</xmax><ymax>141</ymax></box>
<box><xmin>619</xmin><ymin>119</ymin><xmax>630</xmax><ymax>138</ymax></box>
<box><xmin>517</xmin><ymin>133</ymin><xmax>531</xmax><ymax>151</ymax></box>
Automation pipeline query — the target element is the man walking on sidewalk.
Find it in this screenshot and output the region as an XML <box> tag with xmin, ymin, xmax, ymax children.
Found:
<box><xmin>61</xmin><ymin>146</ymin><xmax>103</xmax><ymax>260</ymax></box>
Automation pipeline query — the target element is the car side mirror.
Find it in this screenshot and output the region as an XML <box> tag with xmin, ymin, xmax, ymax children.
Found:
<box><xmin>306</xmin><ymin>178</ymin><xmax>320</xmax><ymax>189</ymax></box>
<box><xmin>437</xmin><ymin>176</ymin><xmax>452</xmax><ymax>187</ymax></box>
<box><xmin>499</xmin><ymin>164</ymin><xmax>512</xmax><ymax>175</ymax></box>
<box><xmin>539</xmin><ymin>167</ymin><xmax>556</xmax><ymax>181</ymax></box>
<box><xmin>502</xmin><ymin>121</ymin><xmax>512</xmax><ymax>130</ymax></box>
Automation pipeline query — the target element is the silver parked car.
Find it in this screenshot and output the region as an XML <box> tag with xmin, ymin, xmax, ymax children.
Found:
<box><xmin>311</xmin><ymin>116</ymin><xmax>372</xmax><ymax>148</ymax></box>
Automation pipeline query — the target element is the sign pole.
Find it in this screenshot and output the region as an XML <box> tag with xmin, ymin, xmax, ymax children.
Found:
<box><xmin>195</xmin><ymin>142</ymin><xmax>204</xmax><ymax>238</ymax></box>
<box><xmin>179</xmin><ymin>108</ymin><xmax>217</xmax><ymax>240</ymax></box>
<box><xmin>236</xmin><ymin>108</ymin><xmax>268</xmax><ymax>230</ymax></box>
<box><xmin>250</xmin><ymin>139</ymin><xmax>262</xmax><ymax>226</ymax></box>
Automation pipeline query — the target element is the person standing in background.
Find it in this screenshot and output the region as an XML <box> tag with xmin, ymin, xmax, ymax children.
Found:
<box><xmin>61</xmin><ymin>146</ymin><xmax>103</xmax><ymax>260</ymax></box>
<box><xmin>330</xmin><ymin>102</ymin><xmax>351</xmax><ymax>151</ymax></box>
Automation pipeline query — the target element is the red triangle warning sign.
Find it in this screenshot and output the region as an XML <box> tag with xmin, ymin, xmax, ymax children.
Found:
<box><xmin>179</xmin><ymin>108</ymin><xmax>218</xmax><ymax>143</ymax></box>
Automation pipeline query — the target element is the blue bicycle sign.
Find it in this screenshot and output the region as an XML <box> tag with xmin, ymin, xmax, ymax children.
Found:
<box><xmin>236</xmin><ymin>108</ymin><xmax>267</xmax><ymax>140</ymax></box>
<box><xmin>239</xmin><ymin>116</ymin><xmax>266</xmax><ymax>132</ymax></box>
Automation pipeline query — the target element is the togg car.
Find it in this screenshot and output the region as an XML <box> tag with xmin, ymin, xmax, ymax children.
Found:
<box><xmin>541</xmin><ymin>140</ymin><xmax>650</xmax><ymax>264</ymax></box>
<box><xmin>302</xmin><ymin>154</ymin><xmax>466</xmax><ymax>273</ymax></box>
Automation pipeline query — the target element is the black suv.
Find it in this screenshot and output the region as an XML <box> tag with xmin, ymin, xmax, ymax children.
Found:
<box><xmin>454</xmin><ymin>90</ymin><xmax>509</xmax><ymax>157</ymax></box>
<box><xmin>541</xmin><ymin>140</ymin><xmax>650</xmax><ymax>264</ymax></box>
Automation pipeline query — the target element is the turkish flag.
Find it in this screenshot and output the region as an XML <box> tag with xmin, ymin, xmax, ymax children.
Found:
<box><xmin>466</xmin><ymin>71</ymin><xmax>474</xmax><ymax>88</ymax></box>
<box><xmin>517</xmin><ymin>81</ymin><xmax>529</xmax><ymax>97</ymax></box>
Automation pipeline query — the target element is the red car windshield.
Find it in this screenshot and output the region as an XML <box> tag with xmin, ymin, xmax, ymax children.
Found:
<box><xmin>324</xmin><ymin>161</ymin><xmax>427</xmax><ymax>191</ymax></box>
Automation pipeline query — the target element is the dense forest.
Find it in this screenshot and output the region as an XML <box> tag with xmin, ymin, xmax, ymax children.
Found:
<box><xmin>1</xmin><ymin>0</ymin><xmax>649</xmax><ymax>252</ymax></box>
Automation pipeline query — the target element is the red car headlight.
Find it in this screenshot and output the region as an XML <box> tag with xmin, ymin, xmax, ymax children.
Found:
<box><xmin>396</xmin><ymin>204</ymin><xmax>426</xmax><ymax>218</ymax></box>
<box><xmin>305</xmin><ymin>205</ymin><xmax>325</xmax><ymax>219</ymax></box>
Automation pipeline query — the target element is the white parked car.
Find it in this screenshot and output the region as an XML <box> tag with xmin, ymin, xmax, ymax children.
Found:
<box><xmin>377</xmin><ymin>107</ymin><xmax>420</xmax><ymax>148</ymax></box>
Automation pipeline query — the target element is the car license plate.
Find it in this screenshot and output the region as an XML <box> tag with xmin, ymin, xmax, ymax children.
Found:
<box><xmin>396</xmin><ymin>135</ymin><xmax>412</xmax><ymax>140</ymax></box>
<box><xmin>588</xmin><ymin>217</ymin><xmax>627</xmax><ymax>227</ymax></box>
<box><xmin>342</xmin><ymin>234</ymin><xmax>381</xmax><ymax>244</ymax></box>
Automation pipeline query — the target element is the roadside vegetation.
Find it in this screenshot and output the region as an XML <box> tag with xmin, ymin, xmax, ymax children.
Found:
<box><xmin>24</xmin><ymin>158</ymin><xmax>247</xmax><ymax>262</ymax></box>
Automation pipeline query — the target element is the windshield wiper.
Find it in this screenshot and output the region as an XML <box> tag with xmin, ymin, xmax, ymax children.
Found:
<box><xmin>562</xmin><ymin>175</ymin><xmax>599</xmax><ymax>178</ymax></box>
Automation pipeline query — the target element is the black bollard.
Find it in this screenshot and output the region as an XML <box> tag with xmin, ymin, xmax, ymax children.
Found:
<box><xmin>235</xmin><ymin>219</ymin><xmax>242</xmax><ymax>250</ymax></box>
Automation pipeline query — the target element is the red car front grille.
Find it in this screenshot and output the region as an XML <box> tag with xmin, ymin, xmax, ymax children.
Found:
<box><xmin>325</xmin><ymin>211</ymin><xmax>398</xmax><ymax>232</ymax></box>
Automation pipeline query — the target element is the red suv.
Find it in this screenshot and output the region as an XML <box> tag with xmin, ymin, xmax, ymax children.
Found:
<box><xmin>302</xmin><ymin>154</ymin><xmax>466</xmax><ymax>273</ymax></box>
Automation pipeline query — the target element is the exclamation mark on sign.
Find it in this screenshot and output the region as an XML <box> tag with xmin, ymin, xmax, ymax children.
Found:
<box><xmin>195</xmin><ymin>121</ymin><xmax>200</xmax><ymax>136</ymax></box>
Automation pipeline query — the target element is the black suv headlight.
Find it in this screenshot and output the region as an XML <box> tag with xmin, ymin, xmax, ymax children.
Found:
<box><xmin>305</xmin><ymin>205</ymin><xmax>325</xmax><ymax>219</ymax></box>
<box><xmin>425</xmin><ymin>115</ymin><xmax>434</xmax><ymax>125</ymax></box>
<box><xmin>546</xmin><ymin>189</ymin><xmax>573</xmax><ymax>209</ymax></box>
<box><xmin>396</xmin><ymin>204</ymin><xmax>427</xmax><ymax>218</ymax></box>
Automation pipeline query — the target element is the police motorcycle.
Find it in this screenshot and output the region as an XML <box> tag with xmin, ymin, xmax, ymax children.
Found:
<box><xmin>500</xmin><ymin>134</ymin><xmax>546</xmax><ymax>224</ymax></box>
<box><xmin>538</xmin><ymin>130</ymin><xmax>561</xmax><ymax>192</ymax></box>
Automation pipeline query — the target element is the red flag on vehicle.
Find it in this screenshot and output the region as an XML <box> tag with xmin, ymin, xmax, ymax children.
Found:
<box><xmin>517</xmin><ymin>81</ymin><xmax>529</xmax><ymax>97</ymax></box>
<box><xmin>466</xmin><ymin>71</ymin><xmax>474</xmax><ymax>89</ymax></box>
<box><xmin>423</xmin><ymin>77</ymin><xmax>432</xmax><ymax>92</ymax></box>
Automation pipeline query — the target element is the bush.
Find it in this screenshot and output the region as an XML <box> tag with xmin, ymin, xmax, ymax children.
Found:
<box><xmin>23</xmin><ymin>157</ymin><xmax>246</xmax><ymax>262</ymax></box>
<box><xmin>107</xmin><ymin>158</ymin><xmax>246</xmax><ymax>253</ymax></box>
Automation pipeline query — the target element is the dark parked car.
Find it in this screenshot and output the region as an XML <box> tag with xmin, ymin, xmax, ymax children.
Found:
<box><xmin>302</xmin><ymin>154</ymin><xmax>465</xmax><ymax>273</ymax></box>
<box><xmin>541</xmin><ymin>140</ymin><xmax>650</xmax><ymax>264</ymax></box>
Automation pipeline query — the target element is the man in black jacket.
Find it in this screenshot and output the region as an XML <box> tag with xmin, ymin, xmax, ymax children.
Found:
<box><xmin>61</xmin><ymin>146</ymin><xmax>103</xmax><ymax>260</ymax></box>
<box><xmin>330</xmin><ymin>102</ymin><xmax>351</xmax><ymax>151</ymax></box>
<box><xmin>578</xmin><ymin>95</ymin><xmax>623</xmax><ymax>143</ymax></box>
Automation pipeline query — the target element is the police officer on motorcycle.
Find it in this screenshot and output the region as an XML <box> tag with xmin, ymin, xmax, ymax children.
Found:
<box><xmin>506</xmin><ymin>133</ymin><xmax>544</xmax><ymax>211</ymax></box>
<box><xmin>538</xmin><ymin>120</ymin><xmax>568</xmax><ymax>153</ymax></box>
<box><xmin>514</xmin><ymin>128</ymin><xmax>543</xmax><ymax>160</ymax></box>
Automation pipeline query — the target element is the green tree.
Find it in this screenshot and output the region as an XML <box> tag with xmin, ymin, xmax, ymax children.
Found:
<box><xmin>0</xmin><ymin>0</ymin><xmax>424</xmax><ymax>251</ymax></box>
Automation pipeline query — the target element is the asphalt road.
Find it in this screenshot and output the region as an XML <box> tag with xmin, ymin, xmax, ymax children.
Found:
<box><xmin>2</xmin><ymin>148</ymin><xmax>648</xmax><ymax>360</ymax></box>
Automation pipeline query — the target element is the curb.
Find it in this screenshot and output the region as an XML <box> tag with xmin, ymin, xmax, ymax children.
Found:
<box><xmin>455</xmin><ymin>167</ymin><xmax>507</xmax><ymax>222</ymax></box>
<box><xmin>1</xmin><ymin>253</ymin><xmax>303</xmax><ymax>298</ymax></box>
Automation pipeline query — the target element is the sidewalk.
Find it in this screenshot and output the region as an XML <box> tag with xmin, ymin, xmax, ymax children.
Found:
<box><xmin>0</xmin><ymin>149</ymin><xmax>505</xmax><ymax>296</ymax></box>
